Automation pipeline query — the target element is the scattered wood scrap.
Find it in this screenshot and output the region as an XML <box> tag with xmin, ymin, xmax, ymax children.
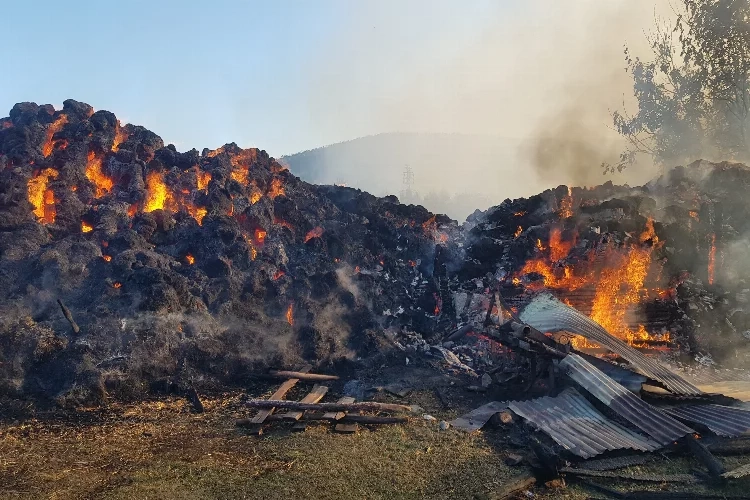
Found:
<box><xmin>279</xmin><ymin>384</ymin><xmax>329</xmax><ymax>421</ymax></box>
<box><xmin>322</xmin><ymin>397</ymin><xmax>355</xmax><ymax>421</ymax></box>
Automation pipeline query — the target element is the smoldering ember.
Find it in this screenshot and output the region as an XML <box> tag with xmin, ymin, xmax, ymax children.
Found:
<box><xmin>6</xmin><ymin>99</ymin><xmax>750</xmax><ymax>498</ymax></box>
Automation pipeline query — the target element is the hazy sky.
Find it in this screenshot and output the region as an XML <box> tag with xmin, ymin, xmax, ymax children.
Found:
<box><xmin>1</xmin><ymin>0</ymin><xmax>511</xmax><ymax>155</ymax></box>
<box><xmin>1</xmin><ymin>1</ymin><xmax>669</xmax><ymax>201</ymax></box>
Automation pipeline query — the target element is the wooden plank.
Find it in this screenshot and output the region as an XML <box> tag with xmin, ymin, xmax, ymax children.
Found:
<box><xmin>323</xmin><ymin>397</ymin><xmax>355</xmax><ymax>421</ymax></box>
<box><xmin>334</xmin><ymin>423</ymin><xmax>358</xmax><ymax>433</ymax></box>
<box><xmin>278</xmin><ymin>384</ymin><xmax>328</xmax><ymax>421</ymax></box>
<box><xmin>249</xmin><ymin>378</ymin><xmax>300</xmax><ymax>424</ymax></box>
<box><xmin>245</xmin><ymin>399</ymin><xmax>412</xmax><ymax>413</ymax></box>
<box><xmin>269</xmin><ymin>370</ymin><xmax>339</xmax><ymax>381</ymax></box>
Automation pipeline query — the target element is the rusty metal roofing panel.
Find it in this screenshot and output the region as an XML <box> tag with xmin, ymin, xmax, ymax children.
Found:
<box><xmin>559</xmin><ymin>354</ymin><xmax>694</xmax><ymax>445</ymax></box>
<box><xmin>508</xmin><ymin>388</ymin><xmax>660</xmax><ymax>459</ymax></box>
<box><xmin>663</xmin><ymin>404</ymin><xmax>750</xmax><ymax>437</ymax></box>
<box><xmin>519</xmin><ymin>293</ymin><xmax>702</xmax><ymax>395</ymax></box>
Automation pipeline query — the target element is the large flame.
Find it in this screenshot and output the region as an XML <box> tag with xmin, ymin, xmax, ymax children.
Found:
<box><xmin>28</xmin><ymin>168</ymin><xmax>59</xmax><ymax>223</ymax></box>
<box><xmin>517</xmin><ymin>218</ymin><xmax>664</xmax><ymax>347</ymax></box>
<box><xmin>86</xmin><ymin>151</ymin><xmax>114</xmax><ymax>198</ymax></box>
<box><xmin>559</xmin><ymin>186</ymin><xmax>573</xmax><ymax>218</ymax></box>
<box><xmin>42</xmin><ymin>115</ymin><xmax>68</xmax><ymax>157</ymax></box>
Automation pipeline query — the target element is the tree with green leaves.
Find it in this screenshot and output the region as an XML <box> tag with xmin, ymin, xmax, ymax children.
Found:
<box><xmin>609</xmin><ymin>0</ymin><xmax>750</xmax><ymax>173</ymax></box>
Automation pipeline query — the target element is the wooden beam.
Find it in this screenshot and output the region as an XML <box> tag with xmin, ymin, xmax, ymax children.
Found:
<box><xmin>269</xmin><ymin>370</ymin><xmax>339</xmax><ymax>381</ymax></box>
<box><xmin>245</xmin><ymin>399</ymin><xmax>412</xmax><ymax>413</ymax></box>
<box><xmin>277</xmin><ymin>384</ymin><xmax>329</xmax><ymax>421</ymax></box>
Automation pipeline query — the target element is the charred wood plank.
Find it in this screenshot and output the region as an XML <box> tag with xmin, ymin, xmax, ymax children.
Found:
<box><xmin>685</xmin><ymin>435</ymin><xmax>725</xmax><ymax>478</ymax></box>
<box><xmin>268</xmin><ymin>370</ymin><xmax>339</xmax><ymax>381</ymax></box>
<box><xmin>334</xmin><ymin>423</ymin><xmax>358</xmax><ymax>433</ymax></box>
<box><xmin>278</xmin><ymin>384</ymin><xmax>329</xmax><ymax>421</ymax></box>
<box><xmin>488</xmin><ymin>472</ymin><xmax>536</xmax><ymax>500</ymax></box>
<box><xmin>245</xmin><ymin>399</ymin><xmax>412</xmax><ymax>413</ymax></box>
<box><xmin>184</xmin><ymin>386</ymin><xmax>204</xmax><ymax>413</ymax></box>
<box><xmin>322</xmin><ymin>397</ymin><xmax>355</xmax><ymax>421</ymax></box>
<box><xmin>57</xmin><ymin>299</ymin><xmax>80</xmax><ymax>334</ymax></box>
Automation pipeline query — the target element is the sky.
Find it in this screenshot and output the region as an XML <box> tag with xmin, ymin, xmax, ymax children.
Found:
<box><xmin>1</xmin><ymin>0</ymin><xmax>508</xmax><ymax>155</ymax></box>
<box><xmin>1</xmin><ymin>1</ymin><xmax>671</xmax><ymax>208</ymax></box>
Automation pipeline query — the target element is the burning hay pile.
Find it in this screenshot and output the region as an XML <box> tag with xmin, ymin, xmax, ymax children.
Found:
<box><xmin>0</xmin><ymin>100</ymin><xmax>459</xmax><ymax>404</ymax></box>
<box><xmin>2</xmin><ymin>98</ymin><xmax>750</xmax><ymax>419</ymax></box>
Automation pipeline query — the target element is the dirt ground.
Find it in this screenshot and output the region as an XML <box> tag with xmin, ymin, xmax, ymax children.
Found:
<box><xmin>2</xmin><ymin>385</ymin><xmax>750</xmax><ymax>500</ymax></box>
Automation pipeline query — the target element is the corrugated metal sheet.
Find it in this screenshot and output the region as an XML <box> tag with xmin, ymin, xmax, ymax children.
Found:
<box><xmin>559</xmin><ymin>354</ymin><xmax>695</xmax><ymax>445</ymax></box>
<box><xmin>579</xmin><ymin>352</ymin><xmax>647</xmax><ymax>394</ymax></box>
<box><xmin>508</xmin><ymin>387</ymin><xmax>660</xmax><ymax>459</ymax></box>
<box><xmin>663</xmin><ymin>404</ymin><xmax>750</xmax><ymax>437</ymax></box>
<box><xmin>519</xmin><ymin>293</ymin><xmax>703</xmax><ymax>396</ymax></box>
<box><xmin>450</xmin><ymin>401</ymin><xmax>508</xmax><ymax>432</ymax></box>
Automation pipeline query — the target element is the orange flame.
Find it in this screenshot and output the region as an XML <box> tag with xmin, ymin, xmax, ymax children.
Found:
<box><xmin>514</xmin><ymin>211</ymin><xmax>526</xmax><ymax>216</ymax></box>
<box><xmin>127</xmin><ymin>203</ymin><xmax>138</xmax><ymax>217</ymax></box>
<box><xmin>549</xmin><ymin>227</ymin><xmax>576</xmax><ymax>262</ymax></box>
<box><xmin>254</xmin><ymin>228</ymin><xmax>267</xmax><ymax>245</ymax></box>
<box><xmin>514</xmin><ymin>226</ymin><xmax>523</xmax><ymax>239</ymax></box>
<box><xmin>42</xmin><ymin>115</ymin><xmax>68</xmax><ymax>157</ymax></box>
<box><xmin>186</xmin><ymin>254</ymin><xmax>195</xmax><ymax>265</ymax></box>
<box><xmin>286</xmin><ymin>304</ymin><xmax>294</xmax><ymax>325</ymax></box>
<box><xmin>81</xmin><ymin>221</ymin><xmax>93</xmax><ymax>233</ymax></box>
<box><xmin>304</xmin><ymin>226</ymin><xmax>324</xmax><ymax>243</ymax></box>
<box><xmin>86</xmin><ymin>152</ymin><xmax>114</xmax><ymax>198</ymax></box>
<box><xmin>708</xmin><ymin>233</ymin><xmax>716</xmax><ymax>285</ymax></box>
<box><xmin>112</xmin><ymin>122</ymin><xmax>128</xmax><ymax>152</ymax></box>
<box><xmin>268</xmin><ymin>177</ymin><xmax>285</xmax><ymax>199</ymax></box>
<box><xmin>559</xmin><ymin>186</ymin><xmax>573</xmax><ymax>218</ymax></box>
<box><xmin>273</xmin><ymin>270</ymin><xmax>285</xmax><ymax>280</ymax></box>
<box><xmin>250</xmin><ymin>190</ymin><xmax>262</xmax><ymax>204</ymax></box>
<box><xmin>112</xmin><ymin>282</ymin><xmax>122</xmax><ymax>289</ymax></box>
<box><xmin>689</xmin><ymin>210</ymin><xmax>699</xmax><ymax>219</ymax></box>
<box><xmin>103</xmin><ymin>255</ymin><xmax>112</xmax><ymax>262</ymax></box>
<box><xmin>186</xmin><ymin>205</ymin><xmax>207</xmax><ymax>225</ymax></box>
<box><xmin>28</xmin><ymin>168</ymin><xmax>59</xmax><ymax>223</ymax></box>
<box><xmin>196</xmin><ymin>170</ymin><xmax>211</xmax><ymax>191</ymax></box>
<box><xmin>536</xmin><ymin>239</ymin><xmax>546</xmax><ymax>251</ymax></box>
<box><xmin>143</xmin><ymin>171</ymin><xmax>174</xmax><ymax>212</ymax></box>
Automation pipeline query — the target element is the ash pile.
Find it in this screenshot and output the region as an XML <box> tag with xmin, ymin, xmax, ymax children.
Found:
<box><xmin>0</xmin><ymin>100</ymin><xmax>460</xmax><ymax>405</ymax></box>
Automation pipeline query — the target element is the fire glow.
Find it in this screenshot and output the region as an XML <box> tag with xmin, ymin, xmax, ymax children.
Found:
<box><xmin>286</xmin><ymin>304</ymin><xmax>294</xmax><ymax>325</ymax></box>
<box><xmin>304</xmin><ymin>227</ymin><xmax>324</xmax><ymax>243</ymax></box>
<box><xmin>42</xmin><ymin>115</ymin><xmax>68</xmax><ymax>157</ymax></box>
<box><xmin>27</xmin><ymin>168</ymin><xmax>58</xmax><ymax>223</ymax></box>
<box><xmin>86</xmin><ymin>152</ymin><xmax>114</xmax><ymax>198</ymax></box>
